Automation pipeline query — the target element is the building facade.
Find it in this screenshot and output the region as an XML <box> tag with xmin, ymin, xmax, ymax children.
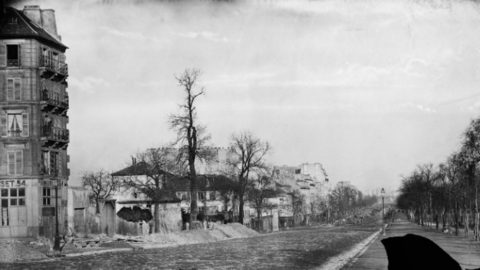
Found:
<box><xmin>0</xmin><ymin>5</ymin><xmax>69</xmax><ymax>238</ymax></box>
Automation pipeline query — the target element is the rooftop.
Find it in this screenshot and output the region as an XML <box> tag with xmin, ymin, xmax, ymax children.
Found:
<box><xmin>0</xmin><ymin>7</ymin><xmax>68</xmax><ymax>50</ymax></box>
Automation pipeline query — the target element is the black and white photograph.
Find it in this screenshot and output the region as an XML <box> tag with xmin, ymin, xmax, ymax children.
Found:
<box><xmin>1</xmin><ymin>0</ymin><xmax>480</xmax><ymax>269</ymax></box>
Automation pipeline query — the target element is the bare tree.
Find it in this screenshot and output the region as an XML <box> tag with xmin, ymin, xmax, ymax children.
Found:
<box><xmin>169</xmin><ymin>69</ymin><xmax>212</xmax><ymax>224</ymax></box>
<box><xmin>81</xmin><ymin>170</ymin><xmax>121</xmax><ymax>214</ymax></box>
<box><xmin>227</xmin><ymin>131</ymin><xmax>270</xmax><ymax>224</ymax></box>
<box><xmin>248</xmin><ymin>175</ymin><xmax>276</xmax><ymax>231</ymax></box>
<box><xmin>290</xmin><ymin>190</ymin><xmax>305</xmax><ymax>229</ymax></box>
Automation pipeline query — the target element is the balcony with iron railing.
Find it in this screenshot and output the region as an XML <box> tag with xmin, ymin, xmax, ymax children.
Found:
<box><xmin>40</xmin><ymin>89</ymin><xmax>69</xmax><ymax>113</ymax></box>
<box><xmin>7</xmin><ymin>59</ymin><xmax>20</xmax><ymax>67</ymax></box>
<box><xmin>39</xmin><ymin>56</ymin><xmax>68</xmax><ymax>79</ymax></box>
<box><xmin>7</xmin><ymin>128</ymin><xmax>22</xmax><ymax>138</ymax></box>
<box><xmin>41</xmin><ymin>125</ymin><xmax>69</xmax><ymax>148</ymax></box>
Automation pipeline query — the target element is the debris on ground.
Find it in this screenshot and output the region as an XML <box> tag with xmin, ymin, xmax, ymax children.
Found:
<box><xmin>0</xmin><ymin>223</ymin><xmax>259</xmax><ymax>262</ymax></box>
<box><xmin>143</xmin><ymin>223</ymin><xmax>259</xmax><ymax>245</ymax></box>
<box><xmin>0</xmin><ymin>239</ymin><xmax>49</xmax><ymax>262</ymax></box>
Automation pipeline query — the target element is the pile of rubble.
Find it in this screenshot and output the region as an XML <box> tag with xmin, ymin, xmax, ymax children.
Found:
<box><xmin>0</xmin><ymin>239</ymin><xmax>49</xmax><ymax>262</ymax></box>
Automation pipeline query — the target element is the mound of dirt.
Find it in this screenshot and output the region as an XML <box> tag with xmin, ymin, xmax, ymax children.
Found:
<box><xmin>145</xmin><ymin>222</ymin><xmax>259</xmax><ymax>246</ymax></box>
<box><xmin>0</xmin><ymin>241</ymin><xmax>48</xmax><ymax>262</ymax></box>
<box><xmin>226</xmin><ymin>223</ymin><xmax>259</xmax><ymax>237</ymax></box>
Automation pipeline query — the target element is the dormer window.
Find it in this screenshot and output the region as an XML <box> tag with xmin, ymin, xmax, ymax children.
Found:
<box><xmin>133</xmin><ymin>192</ymin><xmax>137</xmax><ymax>199</ymax></box>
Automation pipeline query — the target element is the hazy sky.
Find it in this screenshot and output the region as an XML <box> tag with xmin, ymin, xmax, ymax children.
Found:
<box><xmin>10</xmin><ymin>0</ymin><xmax>480</xmax><ymax>192</ymax></box>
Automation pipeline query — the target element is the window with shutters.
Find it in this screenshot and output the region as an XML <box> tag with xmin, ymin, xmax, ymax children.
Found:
<box><xmin>6</xmin><ymin>78</ymin><xmax>21</xmax><ymax>101</ymax></box>
<box><xmin>41</xmin><ymin>151</ymin><xmax>49</xmax><ymax>175</ymax></box>
<box><xmin>41</xmin><ymin>151</ymin><xmax>61</xmax><ymax>177</ymax></box>
<box><xmin>1</xmin><ymin>112</ymin><xmax>29</xmax><ymax>137</ymax></box>
<box><xmin>7</xmin><ymin>150</ymin><xmax>23</xmax><ymax>175</ymax></box>
<box><xmin>6</xmin><ymin>45</ymin><xmax>20</xmax><ymax>67</ymax></box>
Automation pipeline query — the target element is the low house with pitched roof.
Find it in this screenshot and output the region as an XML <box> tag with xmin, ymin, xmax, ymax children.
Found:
<box><xmin>110</xmin><ymin>159</ymin><xmax>240</xmax><ymax>234</ymax></box>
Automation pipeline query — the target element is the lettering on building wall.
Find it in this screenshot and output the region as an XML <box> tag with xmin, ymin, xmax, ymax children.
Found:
<box><xmin>40</xmin><ymin>180</ymin><xmax>65</xmax><ymax>187</ymax></box>
<box><xmin>0</xmin><ymin>180</ymin><xmax>26</xmax><ymax>187</ymax></box>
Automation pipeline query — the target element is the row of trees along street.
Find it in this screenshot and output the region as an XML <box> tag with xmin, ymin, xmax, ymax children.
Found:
<box><xmin>328</xmin><ymin>183</ymin><xmax>379</xmax><ymax>220</ymax></box>
<box><xmin>397</xmin><ymin>116</ymin><xmax>480</xmax><ymax>241</ymax></box>
<box><xmin>81</xmin><ymin>69</ymin><xmax>272</xmax><ymax>232</ymax></box>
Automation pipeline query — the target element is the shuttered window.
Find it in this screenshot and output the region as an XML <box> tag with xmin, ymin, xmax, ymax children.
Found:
<box><xmin>4</xmin><ymin>112</ymin><xmax>29</xmax><ymax>137</ymax></box>
<box><xmin>50</xmin><ymin>152</ymin><xmax>57</xmax><ymax>176</ymax></box>
<box><xmin>7</xmin><ymin>151</ymin><xmax>23</xmax><ymax>175</ymax></box>
<box><xmin>21</xmin><ymin>113</ymin><xmax>29</xmax><ymax>137</ymax></box>
<box><xmin>0</xmin><ymin>44</ymin><xmax>5</xmax><ymax>67</ymax></box>
<box><xmin>14</xmin><ymin>78</ymin><xmax>21</xmax><ymax>100</ymax></box>
<box><xmin>0</xmin><ymin>113</ymin><xmax>5</xmax><ymax>137</ymax></box>
<box><xmin>7</xmin><ymin>152</ymin><xmax>15</xmax><ymax>175</ymax></box>
<box><xmin>6</xmin><ymin>78</ymin><xmax>13</xmax><ymax>101</ymax></box>
<box><xmin>57</xmin><ymin>153</ymin><xmax>62</xmax><ymax>177</ymax></box>
<box><xmin>6</xmin><ymin>78</ymin><xmax>21</xmax><ymax>101</ymax></box>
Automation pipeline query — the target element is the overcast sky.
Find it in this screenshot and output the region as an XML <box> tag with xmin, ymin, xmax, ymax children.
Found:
<box><xmin>10</xmin><ymin>0</ymin><xmax>480</xmax><ymax>193</ymax></box>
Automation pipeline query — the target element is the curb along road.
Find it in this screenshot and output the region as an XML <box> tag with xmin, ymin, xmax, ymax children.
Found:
<box><xmin>315</xmin><ymin>228</ymin><xmax>382</xmax><ymax>270</ymax></box>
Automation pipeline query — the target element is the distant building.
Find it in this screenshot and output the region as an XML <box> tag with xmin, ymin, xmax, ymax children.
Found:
<box><xmin>0</xmin><ymin>5</ymin><xmax>69</xmax><ymax>238</ymax></box>
<box><xmin>272</xmin><ymin>163</ymin><xmax>329</xmax><ymax>223</ymax></box>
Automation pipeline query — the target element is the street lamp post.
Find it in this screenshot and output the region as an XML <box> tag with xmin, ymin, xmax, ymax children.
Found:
<box><xmin>381</xmin><ymin>188</ymin><xmax>385</xmax><ymax>236</ymax></box>
<box><xmin>53</xmin><ymin>179</ymin><xmax>61</xmax><ymax>252</ymax></box>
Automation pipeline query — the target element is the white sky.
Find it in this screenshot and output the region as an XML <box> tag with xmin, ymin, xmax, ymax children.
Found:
<box><xmin>11</xmin><ymin>0</ymin><xmax>480</xmax><ymax>193</ymax></box>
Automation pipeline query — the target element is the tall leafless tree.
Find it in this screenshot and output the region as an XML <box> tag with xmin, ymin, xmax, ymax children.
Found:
<box><xmin>169</xmin><ymin>69</ymin><xmax>212</xmax><ymax>224</ymax></box>
<box><xmin>226</xmin><ymin>131</ymin><xmax>270</xmax><ymax>224</ymax></box>
<box><xmin>81</xmin><ymin>170</ymin><xmax>121</xmax><ymax>214</ymax></box>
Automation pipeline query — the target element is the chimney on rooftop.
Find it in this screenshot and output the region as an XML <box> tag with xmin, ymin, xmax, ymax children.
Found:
<box><xmin>23</xmin><ymin>5</ymin><xmax>61</xmax><ymax>41</ymax></box>
<box><xmin>40</xmin><ymin>9</ymin><xmax>58</xmax><ymax>38</ymax></box>
<box><xmin>23</xmin><ymin>5</ymin><xmax>42</xmax><ymax>26</ymax></box>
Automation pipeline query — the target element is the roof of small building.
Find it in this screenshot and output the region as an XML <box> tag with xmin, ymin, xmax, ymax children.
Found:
<box><xmin>118</xmin><ymin>198</ymin><xmax>180</xmax><ymax>204</ymax></box>
<box><xmin>112</xmin><ymin>161</ymin><xmax>236</xmax><ymax>192</ymax></box>
<box><xmin>111</xmin><ymin>161</ymin><xmax>172</xmax><ymax>177</ymax></box>
<box><xmin>0</xmin><ymin>7</ymin><xmax>68</xmax><ymax>50</ymax></box>
<box><xmin>169</xmin><ymin>174</ymin><xmax>236</xmax><ymax>192</ymax></box>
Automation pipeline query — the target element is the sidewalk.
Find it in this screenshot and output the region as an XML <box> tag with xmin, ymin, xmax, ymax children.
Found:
<box><xmin>343</xmin><ymin>214</ymin><xmax>480</xmax><ymax>270</ymax></box>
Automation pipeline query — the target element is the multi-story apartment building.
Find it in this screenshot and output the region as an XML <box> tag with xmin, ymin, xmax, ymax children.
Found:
<box><xmin>272</xmin><ymin>163</ymin><xmax>329</xmax><ymax>218</ymax></box>
<box><xmin>0</xmin><ymin>5</ymin><xmax>69</xmax><ymax>238</ymax></box>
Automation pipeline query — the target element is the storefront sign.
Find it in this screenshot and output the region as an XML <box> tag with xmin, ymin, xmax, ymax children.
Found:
<box><xmin>40</xmin><ymin>180</ymin><xmax>65</xmax><ymax>187</ymax></box>
<box><xmin>0</xmin><ymin>180</ymin><xmax>26</xmax><ymax>188</ymax></box>
<box><xmin>42</xmin><ymin>207</ymin><xmax>55</xmax><ymax>217</ymax></box>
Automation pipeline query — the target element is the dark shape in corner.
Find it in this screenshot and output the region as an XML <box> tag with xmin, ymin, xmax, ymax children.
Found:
<box><xmin>381</xmin><ymin>234</ymin><xmax>480</xmax><ymax>270</ymax></box>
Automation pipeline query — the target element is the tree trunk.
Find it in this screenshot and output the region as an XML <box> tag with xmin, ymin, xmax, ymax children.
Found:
<box><xmin>442</xmin><ymin>208</ymin><xmax>446</xmax><ymax>231</ymax></box>
<box><xmin>154</xmin><ymin>202</ymin><xmax>160</xmax><ymax>233</ymax></box>
<box><xmin>454</xmin><ymin>202</ymin><xmax>459</xmax><ymax>236</ymax></box>
<box><xmin>257</xmin><ymin>211</ymin><xmax>262</xmax><ymax>232</ymax></box>
<box><xmin>96</xmin><ymin>198</ymin><xmax>101</xmax><ymax>215</ymax></box>
<box><xmin>189</xmin><ymin>164</ymin><xmax>198</xmax><ymax>228</ymax></box>
<box><xmin>239</xmin><ymin>193</ymin><xmax>244</xmax><ymax>225</ymax></box>
<box><xmin>465</xmin><ymin>208</ymin><xmax>469</xmax><ymax>237</ymax></box>
<box><xmin>474</xmin><ymin>166</ymin><xmax>479</xmax><ymax>241</ymax></box>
